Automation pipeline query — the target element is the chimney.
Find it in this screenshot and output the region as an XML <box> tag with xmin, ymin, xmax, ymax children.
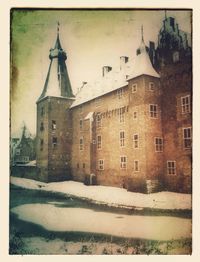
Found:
<box><xmin>102</xmin><ymin>66</ymin><xmax>112</xmax><ymax>77</ymax></box>
<box><xmin>120</xmin><ymin>56</ymin><xmax>129</xmax><ymax>70</ymax></box>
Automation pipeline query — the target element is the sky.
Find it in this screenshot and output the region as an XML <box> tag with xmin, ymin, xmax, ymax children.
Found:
<box><xmin>11</xmin><ymin>9</ymin><xmax>192</xmax><ymax>137</ymax></box>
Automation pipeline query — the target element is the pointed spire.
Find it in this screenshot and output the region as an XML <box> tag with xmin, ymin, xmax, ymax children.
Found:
<box><xmin>141</xmin><ymin>25</ymin><xmax>144</xmax><ymax>42</ymax></box>
<box><xmin>57</xmin><ymin>21</ymin><xmax>60</xmax><ymax>36</ymax></box>
<box><xmin>165</xmin><ymin>10</ymin><xmax>167</xmax><ymax>20</ymax></box>
<box><xmin>37</xmin><ymin>23</ymin><xmax>74</xmax><ymax>102</ymax></box>
<box><xmin>138</xmin><ymin>25</ymin><xmax>146</xmax><ymax>54</ymax></box>
<box><xmin>54</xmin><ymin>21</ymin><xmax>62</xmax><ymax>50</ymax></box>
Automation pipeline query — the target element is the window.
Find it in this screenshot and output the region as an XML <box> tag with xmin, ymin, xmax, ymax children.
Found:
<box><xmin>52</xmin><ymin>137</ymin><xmax>57</xmax><ymax>148</ymax></box>
<box><xmin>79</xmin><ymin>105</ymin><xmax>83</xmax><ymax>113</ymax></box>
<box><xmin>134</xmin><ymin>160</ymin><xmax>139</xmax><ymax>172</ymax></box>
<box><xmin>15</xmin><ymin>148</ymin><xmax>20</xmax><ymax>155</ymax></box>
<box><xmin>167</xmin><ymin>161</ymin><xmax>176</xmax><ymax>175</ymax></box>
<box><xmin>41</xmin><ymin>107</ymin><xmax>44</xmax><ymax>116</ymax></box>
<box><xmin>155</xmin><ymin>137</ymin><xmax>163</xmax><ymax>152</ymax></box>
<box><xmin>80</xmin><ymin>137</ymin><xmax>84</xmax><ymax>151</ymax></box>
<box><xmin>149</xmin><ymin>82</ymin><xmax>155</xmax><ymax>91</ymax></box>
<box><xmin>83</xmin><ymin>163</ymin><xmax>86</xmax><ymax>168</ymax></box>
<box><xmin>52</xmin><ymin>120</ymin><xmax>56</xmax><ymax>130</ymax></box>
<box><xmin>149</xmin><ymin>104</ymin><xmax>158</xmax><ymax>118</ymax></box>
<box><xmin>133</xmin><ymin>111</ymin><xmax>137</xmax><ymax>119</ymax></box>
<box><xmin>23</xmin><ymin>156</ymin><xmax>29</xmax><ymax>162</ymax></box>
<box><xmin>183</xmin><ymin>127</ymin><xmax>192</xmax><ymax>149</ymax></box>
<box><xmin>173</xmin><ymin>51</ymin><xmax>179</xmax><ymax>63</ymax></box>
<box><xmin>120</xmin><ymin>131</ymin><xmax>125</xmax><ymax>147</ymax></box>
<box><xmin>40</xmin><ymin>139</ymin><xmax>44</xmax><ymax>151</ymax></box>
<box><xmin>40</xmin><ymin>122</ymin><xmax>44</xmax><ymax>131</ymax></box>
<box><xmin>133</xmin><ymin>134</ymin><xmax>139</xmax><ymax>148</ymax></box>
<box><xmin>120</xmin><ymin>156</ymin><xmax>127</xmax><ymax>169</ymax></box>
<box><xmin>119</xmin><ymin>108</ymin><xmax>125</xmax><ymax>123</ymax></box>
<box><xmin>132</xmin><ymin>83</ymin><xmax>137</xmax><ymax>93</ymax></box>
<box><xmin>117</xmin><ymin>88</ymin><xmax>124</xmax><ymax>99</ymax></box>
<box><xmin>97</xmin><ymin>135</ymin><xmax>102</xmax><ymax>149</ymax></box>
<box><xmin>98</xmin><ymin>159</ymin><xmax>104</xmax><ymax>170</ymax></box>
<box><xmin>96</xmin><ymin>114</ymin><xmax>102</xmax><ymax>128</ymax></box>
<box><xmin>80</xmin><ymin>119</ymin><xmax>83</xmax><ymax>130</ymax></box>
<box><xmin>181</xmin><ymin>95</ymin><xmax>191</xmax><ymax>114</ymax></box>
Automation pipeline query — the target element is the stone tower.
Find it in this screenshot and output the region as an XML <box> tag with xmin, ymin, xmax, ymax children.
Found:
<box><xmin>36</xmin><ymin>24</ymin><xmax>75</xmax><ymax>182</ymax></box>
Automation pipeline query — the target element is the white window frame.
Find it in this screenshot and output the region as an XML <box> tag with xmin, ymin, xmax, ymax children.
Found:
<box><xmin>132</xmin><ymin>83</ymin><xmax>137</xmax><ymax>93</ymax></box>
<box><xmin>149</xmin><ymin>104</ymin><xmax>158</xmax><ymax>118</ymax></box>
<box><xmin>149</xmin><ymin>82</ymin><xmax>155</xmax><ymax>91</ymax></box>
<box><xmin>155</xmin><ymin>137</ymin><xmax>163</xmax><ymax>152</ymax></box>
<box><xmin>98</xmin><ymin>159</ymin><xmax>104</xmax><ymax>170</ymax></box>
<box><xmin>120</xmin><ymin>156</ymin><xmax>127</xmax><ymax>169</ymax></box>
<box><xmin>133</xmin><ymin>134</ymin><xmax>139</xmax><ymax>149</ymax></box>
<box><xmin>167</xmin><ymin>161</ymin><xmax>176</xmax><ymax>175</ymax></box>
<box><xmin>134</xmin><ymin>160</ymin><xmax>139</xmax><ymax>172</ymax></box>
<box><xmin>181</xmin><ymin>95</ymin><xmax>191</xmax><ymax>114</ymax></box>
<box><xmin>79</xmin><ymin>137</ymin><xmax>84</xmax><ymax>151</ymax></box>
<box><xmin>117</xmin><ymin>88</ymin><xmax>124</xmax><ymax>99</ymax></box>
<box><xmin>183</xmin><ymin>127</ymin><xmax>192</xmax><ymax>149</ymax></box>
<box><xmin>97</xmin><ymin>135</ymin><xmax>102</xmax><ymax>149</ymax></box>
<box><xmin>120</xmin><ymin>131</ymin><xmax>125</xmax><ymax>147</ymax></box>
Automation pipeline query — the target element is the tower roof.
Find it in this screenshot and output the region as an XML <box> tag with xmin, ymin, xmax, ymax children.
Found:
<box><xmin>127</xmin><ymin>26</ymin><xmax>160</xmax><ymax>80</ymax></box>
<box><xmin>37</xmin><ymin>23</ymin><xmax>74</xmax><ymax>102</ymax></box>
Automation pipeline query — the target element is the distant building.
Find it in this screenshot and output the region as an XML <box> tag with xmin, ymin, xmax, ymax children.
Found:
<box><xmin>36</xmin><ymin>14</ymin><xmax>192</xmax><ymax>193</ymax></box>
<box><xmin>11</xmin><ymin>124</ymin><xmax>36</xmax><ymax>165</ymax></box>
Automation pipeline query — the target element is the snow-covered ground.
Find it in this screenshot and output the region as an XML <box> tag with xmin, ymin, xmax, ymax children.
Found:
<box><xmin>10</xmin><ymin>176</ymin><xmax>192</xmax><ymax>210</ymax></box>
<box><xmin>11</xmin><ymin>203</ymin><xmax>191</xmax><ymax>241</ymax></box>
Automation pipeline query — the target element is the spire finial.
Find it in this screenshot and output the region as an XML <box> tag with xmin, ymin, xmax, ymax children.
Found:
<box><xmin>165</xmin><ymin>10</ymin><xmax>167</xmax><ymax>20</ymax></box>
<box><xmin>141</xmin><ymin>25</ymin><xmax>144</xmax><ymax>42</ymax></box>
<box><xmin>57</xmin><ymin>21</ymin><xmax>60</xmax><ymax>36</ymax></box>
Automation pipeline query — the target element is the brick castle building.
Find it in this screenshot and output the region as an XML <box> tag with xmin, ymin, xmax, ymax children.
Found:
<box><xmin>36</xmin><ymin>14</ymin><xmax>192</xmax><ymax>193</ymax></box>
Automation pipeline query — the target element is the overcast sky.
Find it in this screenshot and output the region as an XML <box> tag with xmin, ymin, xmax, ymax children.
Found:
<box><xmin>11</xmin><ymin>9</ymin><xmax>191</xmax><ymax>137</ymax></box>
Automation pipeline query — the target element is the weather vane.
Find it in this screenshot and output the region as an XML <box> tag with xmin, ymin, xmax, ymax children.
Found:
<box><xmin>57</xmin><ymin>21</ymin><xmax>60</xmax><ymax>35</ymax></box>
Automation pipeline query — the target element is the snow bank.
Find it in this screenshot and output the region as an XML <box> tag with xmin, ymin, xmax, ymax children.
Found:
<box><xmin>10</xmin><ymin>176</ymin><xmax>191</xmax><ymax>210</ymax></box>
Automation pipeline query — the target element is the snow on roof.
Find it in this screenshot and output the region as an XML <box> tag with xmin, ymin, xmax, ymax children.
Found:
<box><xmin>127</xmin><ymin>48</ymin><xmax>160</xmax><ymax>80</ymax></box>
<box><xmin>71</xmin><ymin>45</ymin><xmax>159</xmax><ymax>108</ymax></box>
